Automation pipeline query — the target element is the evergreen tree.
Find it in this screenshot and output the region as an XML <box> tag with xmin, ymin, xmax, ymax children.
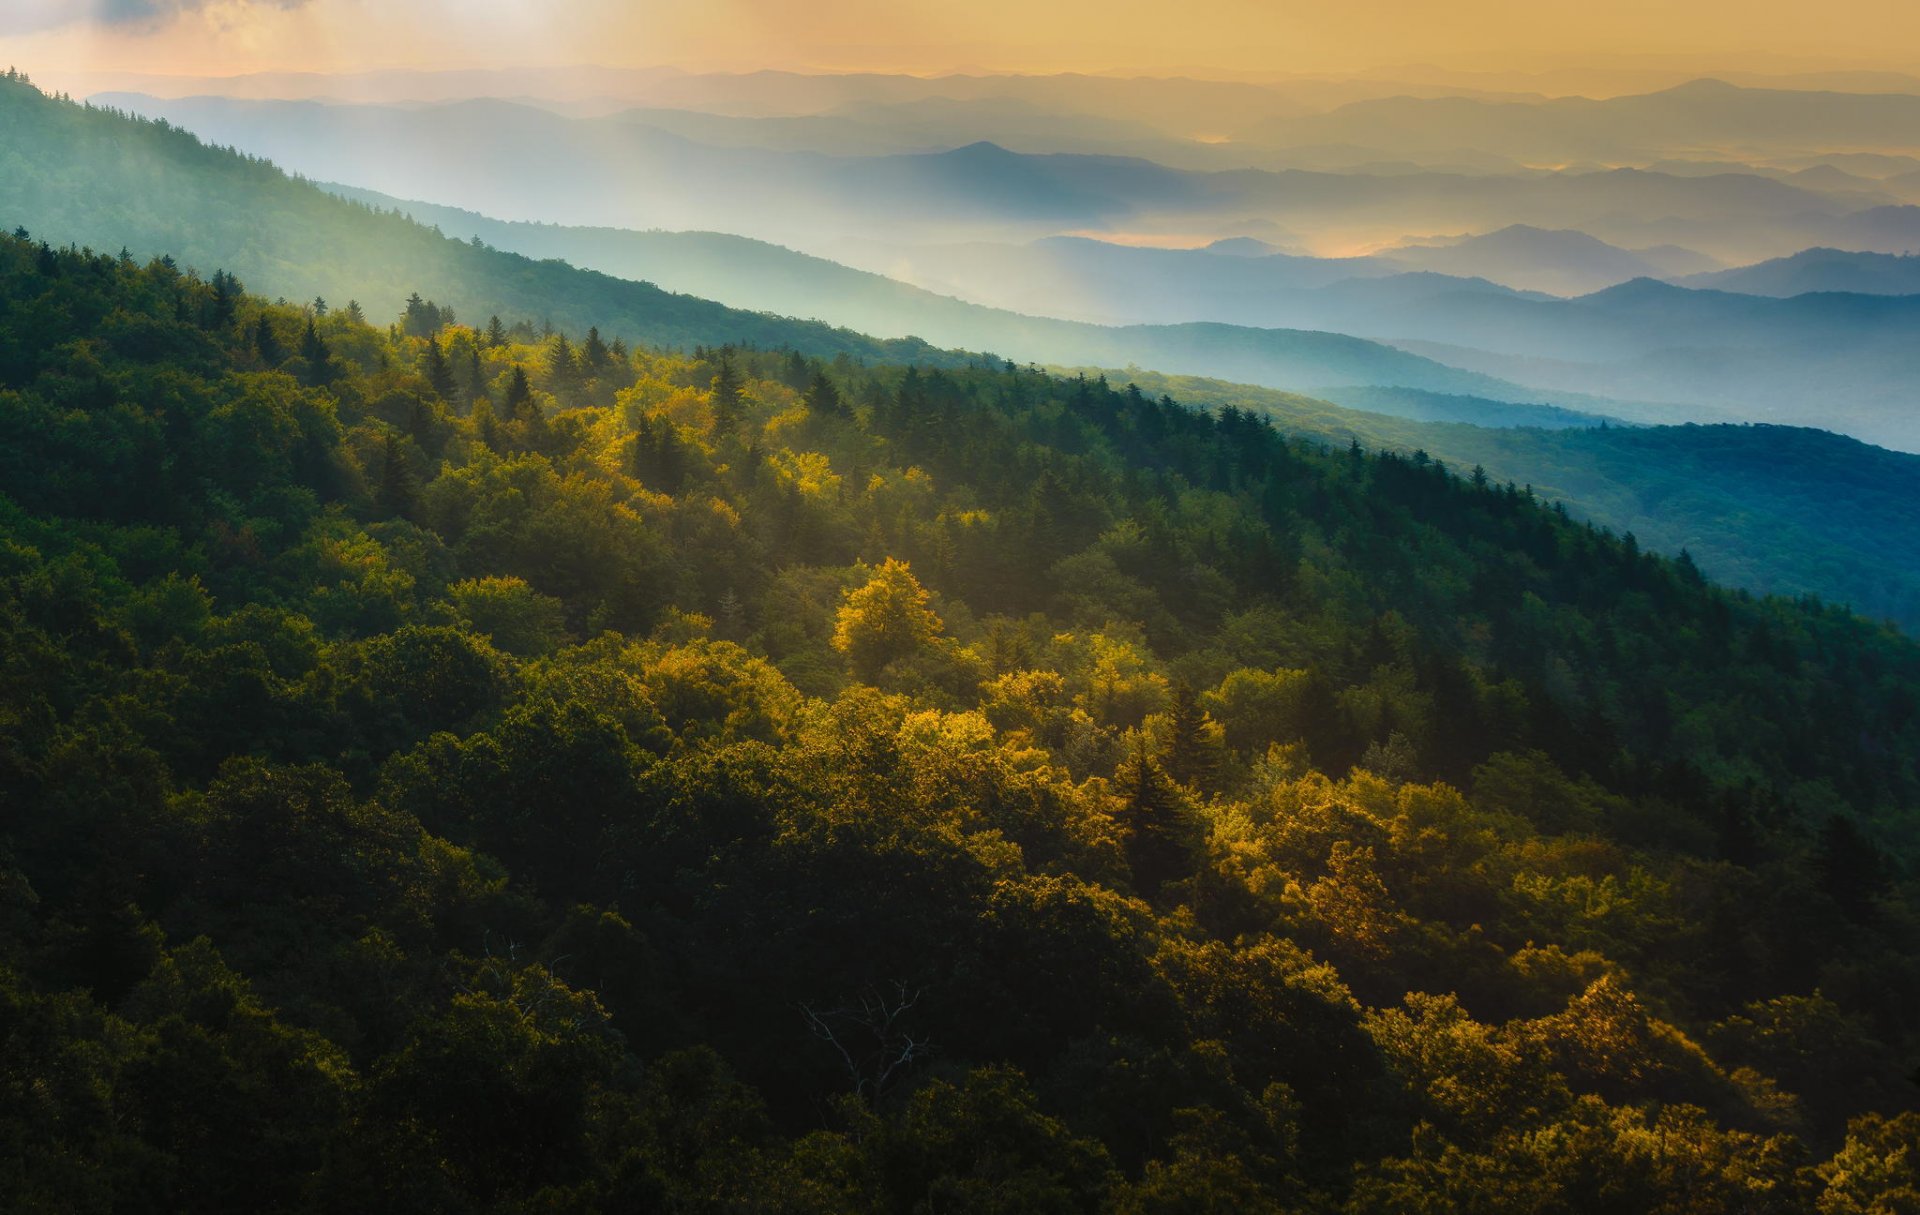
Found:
<box><xmin>424</xmin><ymin>336</ymin><xmax>458</xmax><ymax>401</ymax></box>
<box><xmin>1117</xmin><ymin>749</ymin><xmax>1195</xmax><ymax>898</ymax></box>
<box><xmin>484</xmin><ymin>314</ymin><xmax>507</xmax><ymax>347</ymax></box>
<box><xmin>299</xmin><ymin>318</ymin><xmax>331</xmax><ymax>384</ymax></box>
<box><xmin>1162</xmin><ymin>680</ymin><xmax>1217</xmax><ymax>791</ymax></box>
<box><xmin>466</xmin><ymin>348</ymin><xmax>485</xmax><ymax>403</ymax></box>
<box><xmin>253</xmin><ymin>313</ymin><xmax>283</xmax><ymax>365</ymax></box>
<box><xmin>504</xmin><ymin>366</ymin><xmax>535</xmax><ymax>421</ymax></box>
<box><xmin>210</xmin><ymin>269</ymin><xmax>240</xmax><ymax>327</ymax></box>
<box><xmin>711</xmin><ymin>354</ymin><xmax>744</xmax><ymax>436</ymax></box>
<box><xmin>583</xmin><ymin>326</ymin><xmax>611</xmax><ymax>374</ymax></box>
<box><xmin>375</xmin><ymin>430</ymin><xmax>415</xmax><ymax>518</ymax></box>
<box><xmin>805</xmin><ymin>369</ymin><xmax>846</xmax><ymax>417</ymax></box>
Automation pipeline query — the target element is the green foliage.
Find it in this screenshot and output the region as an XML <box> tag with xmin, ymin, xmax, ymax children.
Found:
<box><xmin>0</xmin><ymin>225</ymin><xmax>1915</xmax><ymax>1213</ymax></box>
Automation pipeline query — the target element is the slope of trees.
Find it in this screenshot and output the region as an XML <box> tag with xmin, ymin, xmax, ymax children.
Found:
<box><xmin>1111</xmin><ymin>367</ymin><xmax>1920</xmax><ymax>632</ymax></box>
<box><xmin>1</xmin><ymin>229</ymin><xmax>1917</xmax><ymax>1212</ymax></box>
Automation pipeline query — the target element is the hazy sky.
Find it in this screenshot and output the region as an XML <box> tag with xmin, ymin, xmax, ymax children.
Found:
<box><xmin>6</xmin><ymin>0</ymin><xmax>1920</xmax><ymax>81</ymax></box>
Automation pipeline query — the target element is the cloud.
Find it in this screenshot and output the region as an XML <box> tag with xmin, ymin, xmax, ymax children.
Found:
<box><xmin>0</xmin><ymin>0</ymin><xmax>310</xmax><ymax>35</ymax></box>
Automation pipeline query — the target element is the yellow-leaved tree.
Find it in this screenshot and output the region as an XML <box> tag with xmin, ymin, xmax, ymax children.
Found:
<box><xmin>833</xmin><ymin>558</ymin><xmax>944</xmax><ymax>681</ymax></box>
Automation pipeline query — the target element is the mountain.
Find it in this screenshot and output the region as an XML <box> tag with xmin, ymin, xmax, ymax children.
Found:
<box><xmin>0</xmin><ymin>80</ymin><xmax>963</xmax><ymax>366</ymax></box>
<box><xmin>1380</xmin><ymin>225</ymin><xmax>1717</xmax><ymax>295</ymax></box>
<box><xmin>3</xmin><ymin>79</ymin><xmax>1616</xmax><ymax>418</ymax></box>
<box><xmin>1685</xmin><ymin>247</ymin><xmax>1920</xmax><ymax>295</ymax></box>
<box><xmin>822</xmin><ymin>230</ymin><xmax>1920</xmax><ymax>448</ymax></box>
<box><xmin>96</xmin><ymin>91</ymin><xmax>1874</xmax><ymax>258</ymax></box>
<box><xmin>1822</xmin><ymin>204</ymin><xmax>1920</xmax><ymax>252</ymax></box>
<box><xmin>4</xmin><ymin>220</ymin><xmax>1918</xmax><ymax>1212</ymax></box>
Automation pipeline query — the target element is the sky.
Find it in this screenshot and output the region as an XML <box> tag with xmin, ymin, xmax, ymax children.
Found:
<box><xmin>6</xmin><ymin>0</ymin><xmax>1920</xmax><ymax>84</ymax></box>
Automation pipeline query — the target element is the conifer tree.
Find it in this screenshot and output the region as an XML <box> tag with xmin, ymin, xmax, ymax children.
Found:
<box><xmin>1163</xmin><ymin>680</ymin><xmax>1218</xmax><ymax>791</ymax></box>
<box><xmin>504</xmin><ymin>365</ymin><xmax>535</xmax><ymax>421</ymax></box>
<box><xmin>583</xmin><ymin>326</ymin><xmax>610</xmax><ymax>374</ymax></box>
<box><xmin>547</xmin><ymin>333</ymin><xmax>577</xmax><ymax>386</ymax></box>
<box><xmin>210</xmin><ymin>270</ymin><xmax>240</xmax><ymax>327</ymax></box>
<box><xmin>424</xmin><ymin>336</ymin><xmax>457</xmax><ymax>401</ymax></box>
<box><xmin>1117</xmin><ymin>748</ymin><xmax>1195</xmax><ymax>898</ymax></box>
<box><xmin>804</xmin><ymin>369</ymin><xmax>846</xmax><ymax>417</ymax></box>
<box><xmin>712</xmin><ymin>354</ymin><xmax>743</xmax><ymax>436</ymax></box>
<box><xmin>253</xmin><ymin>314</ymin><xmax>282</xmax><ymax>364</ymax></box>
<box><xmin>299</xmin><ymin>318</ymin><xmax>331</xmax><ymax>384</ymax></box>
<box><xmin>375</xmin><ymin>431</ymin><xmax>414</xmax><ymax>518</ymax></box>
<box><xmin>485</xmin><ymin>314</ymin><xmax>506</xmax><ymax>347</ymax></box>
<box><xmin>466</xmin><ymin>348</ymin><xmax>484</xmax><ymax>402</ymax></box>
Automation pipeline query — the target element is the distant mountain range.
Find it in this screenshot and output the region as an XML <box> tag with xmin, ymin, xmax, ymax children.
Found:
<box><xmin>0</xmin><ymin>79</ymin><xmax>1633</xmax><ymax>424</ymax></box>
<box><xmin>94</xmin><ymin>92</ymin><xmax>1890</xmax><ymax>259</ymax></box>
<box><xmin>821</xmin><ymin>233</ymin><xmax>1920</xmax><ymax>449</ymax></box>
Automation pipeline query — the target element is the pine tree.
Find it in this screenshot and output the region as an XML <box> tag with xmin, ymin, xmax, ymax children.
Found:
<box><xmin>375</xmin><ymin>431</ymin><xmax>415</xmax><ymax>518</ymax></box>
<box><xmin>504</xmin><ymin>366</ymin><xmax>535</xmax><ymax>421</ymax></box>
<box><xmin>253</xmin><ymin>314</ymin><xmax>283</xmax><ymax>365</ymax></box>
<box><xmin>1162</xmin><ymin>680</ymin><xmax>1218</xmax><ymax>791</ymax></box>
<box><xmin>424</xmin><ymin>337</ymin><xmax>457</xmax><ymax>401</ymax></box>
<box><xmin>711</xmin><ymin>354</ymin><xmax>743</xmax><ymax>436</ymax></box>
<box><xmin>484</xmin><ymin>315</ymin><xmax>507</xmax><ymax>347</ymax></box>
<box><xmin>210</xmin><ymin>270</ymin><xmax>240</xmax><ymax>327</ymax></box>
<box><xmin>466</xmin><ymin>348</ymin><xmax>484</xmax><ymax>403</ymax></box>
<box><xmin>343</xmin><ymin>299</ymin><xmax>366</xmax><ymax>325</ymax></box>
<box><xmin>299</xmin><ymin>318</ymin><xmax>331</xmax><ymax>384</ymax></box>
<box><xmin>1117</xmin><ymin>749</ymin><xmax>1195</xmax><ymax>898</ymax></box>
<box><xmin>804</xmin><ymin>369</ymin><xmax>846</xmax><ymax>417</ymax></box>
<box><xmin>583</xmin><ymin>326</ymin><xmax>610</xmax><ymax>374</ymax></box>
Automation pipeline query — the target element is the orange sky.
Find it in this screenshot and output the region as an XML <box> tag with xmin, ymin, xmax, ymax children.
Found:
<box><xmin>5</xmin><ymin>0</ymin><xmax>1920</xmax><ymax>83</ymax></box>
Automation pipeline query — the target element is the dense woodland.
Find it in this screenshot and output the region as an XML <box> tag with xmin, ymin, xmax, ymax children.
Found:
<box><xmin>2</xmin><ymin>230</ymin><xmax>1919</xmax><ymax>1212</ymax></box>
<box><xmin>1111</xmin><ymin>369</ymin><xmax>1920</xmax><ymax>634</ymax></box>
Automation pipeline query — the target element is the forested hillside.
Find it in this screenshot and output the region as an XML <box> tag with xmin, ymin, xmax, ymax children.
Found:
<box><xmin>2</xmin><ymin>229</ymin><xmax>1917</xmax><ymax>1211</ymax></box>
<box><xmin>1107</xmin><ymin>370</ymin><xmax>1920</xmax><ymax>631</ymax></box>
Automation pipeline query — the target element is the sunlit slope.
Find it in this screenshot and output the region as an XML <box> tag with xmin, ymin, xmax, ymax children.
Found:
<box><xmin>0</xmin><ymin>80</ymin><xmax>1620</xmax><ymax>414</ymax></box>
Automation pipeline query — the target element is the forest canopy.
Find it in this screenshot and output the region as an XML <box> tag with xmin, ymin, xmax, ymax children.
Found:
<box><xmin>0</xmin><ymin>228</ymin><xmax>1916</xmax><ymax>1212</ymax></box>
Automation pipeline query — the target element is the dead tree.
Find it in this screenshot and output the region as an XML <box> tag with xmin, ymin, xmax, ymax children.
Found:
<box><xmin>799</xmin><ymin>981</ymin><xmax>929</xmax><ymax>1104</ymax></box>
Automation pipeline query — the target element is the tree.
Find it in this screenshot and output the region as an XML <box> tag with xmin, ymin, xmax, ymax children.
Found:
<box><xmin>1115</xmin><ymin>748</ymin><xmax>1196</xmax><ymax>897</ymax></box>
<box><xmin>423</xmin><ymin>336</ymin><xmax>457</xmax><ymax>401</ymax></box>
<box><xmin>503</xmin><ymin>365</ymin><xmax>536</xmax><ymax>421</ymax></box>
<box><xmin>583</xmin><ymin>326</ymin><xmax>611</xmax><ymax>374</ymax></box>
<box><xmin>253</xmin><ymin>313</ymin><xmax>283</xmax><ymax>364</ymax></box>
<box><xmin>448</xmin><ymin>575</ymin><xmax>568</xmax><ymax>657</ymax></box>
<box><xmin>375</xmin><ymin>430</ymin><xmax>415</xmax><ymax>518</ymax></box>
<box><xmin>805</xmin><ymin>368</ymin><xmax>846</xmax><ymax>417</ymax></box>
<box><xmin>484</xmin><ymin>314</ymin><xmax>506</xmax><ymax>347</ymax></box>
<box><xmin>210</xmin><ymin>269</ymin><xmax>241</xmax><ymax>327</ymax></box>
<box><xmin>711</xmin><ymin>354</ymin><xmax>744</xmax><ymax>436</ymax></box>
<box><xmin>299</xmin><ymin>318</ymin><xmax>332</xmax><ymax>384</ymax></box>
<box><xmin>1161</xmin><ymin>680</ymin><xmax>1218</xmax><ymax>790</ymax></box>
<box><xmin>832</xmin><ymin>558</ymin><xmax>944</xmax><ymax>681</ymax></box>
